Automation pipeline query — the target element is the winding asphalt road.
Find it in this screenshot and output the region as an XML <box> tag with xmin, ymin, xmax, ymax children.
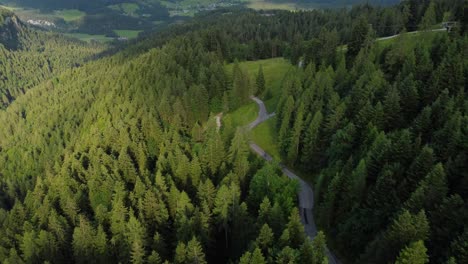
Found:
<box><xmin>247</xmin><ymin>97</ymin><xmax>340</xmax><ymax>264</ymax></box>
<box><xmin>240</xmin><ymin>29</ymin><xmax>448</xmax><ymax>263</ymax></box>
<box><xmin>248</xmin><ymin>96</ymin><xmax>276</xmax><ymax>130</ymax></box>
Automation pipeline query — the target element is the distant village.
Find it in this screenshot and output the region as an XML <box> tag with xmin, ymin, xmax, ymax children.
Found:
<box><xmin>27</xmin><ymin>19</ymin><xmax>55</xmax><ymax>27</ymax></box>
<box><xmin>170</xmin><ymin>2</ymin><xmax>236</xmax><ymax>16</ymax></box>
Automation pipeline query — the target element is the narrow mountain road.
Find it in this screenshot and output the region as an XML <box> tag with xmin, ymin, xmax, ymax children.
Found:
<box><xmin>376</xmin><ymin>28</ymin><xmax>446</xmax><ymax>41</ymax></box>
<box><xmin>248</xmin><ymin>96</ymin><xmax>276</xmax><ymax>130</ymax></box>
<box><xmin>247</xmin><ymin>97</ymin><xmax>340</xmax><ymax>264</ymax></box>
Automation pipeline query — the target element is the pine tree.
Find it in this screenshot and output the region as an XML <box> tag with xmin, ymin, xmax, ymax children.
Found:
<box><xmin>276</xmin><ymin>246</ymin><xmax>299</xmax><ymax>264</ymax></box>
<box><xmin>148</xmin><ymin>251</ymin><xmax>162</xmax><ymax>264</ymax></box>
<box><xmin>258</xmin><ymin>197</ymin><xmax>272</xmax><ymax>227</ymax></box>
<box><xmin>449</xmin><ymin>229</ymin><xmax>468</xmax><ymax>264</ymax></box>
<box><xmin>395</xmin><ymin>241</ymin><xmax>429</xmax><ymax>264</ymax></box>
<box><xmin>383</xmin><ymin>86</ymin><xmax>402</xmax><ymax>131</ymax></box>
<box><xmin>214</xmin><ymin>184</ymin><xmax>240</xmax><ymax>248</ymax></box>
<box><xmin>228</xmin><ymin>128</ymin><xmax>249</xmax><ymax>163</ymax></box>
<box><xmin>143</xmin><ymin>190</ymin><xmax>169</xmax><ymax>228</ymax></box>
<box><xmin>311</xmin><ymin>231</ymin><xmax>328</xmax><ymax>264</ymax></box>
<box><xmin>299</xmin><ymin>238</ymin><xmax>314</xmax><ymax>264</ymax></box>
<box><xmin>256</xmin><ymin>65</ymin><xmax>266</xmax><ymax>96</ymax></box>
<box><xmin>4</xmin><ymin>248</ymin><xmax>23</xmax><ymax>264</ymax></box>
<box><xmin>301</xmin><ymin>111</ymin><xmax>323</xmax><ymax>169</ymax></box>
<box><xmin>201</xmin><ymin>131</ymin><xmax>225</xmax><ymax>175</ymax></box>
<box><xmin>403</xmin><ymin>146</ymin><xmax>434</xmax><ymax>197</ymax></box>
<box><xmin>222</xmin><ymin>91</ymin><xmax>230</xmax><ymax>113</ymax></box>
<box><xmin>348</xmin><ymin>16</ymin><xmax>371</xmax><ymax>59</ymax></box>
<box><xmin>72</xmin><ymin>216</ymin><xmax>96</xmax><ymax>264</ymax></box>
<box><xmin>174</xmin><ymin>242</ymin><xmax>187</xmax><ymax>264</ymax></box>
<box><xmin>256</xmin><ymin>224</ymin><xmax>274</xmax><ymax>254</ymax></box>
<box><xmin>240</xmin><ymin>248</ymin><xmax>266</xmax><ymax>264</ymax></box>
<box><xmin>21</xmin><ymin>230</ymin><xmax>38</xmax><ymax>262</ymax></box>
<box><xmin>197</xmin><ymin>179</ymin><xmax>216</xmax><ymax>210</ymax></box>
<box><xmin>361</xmin><ymin>209</ymin><xmax>430</xmax><ymax>263</ymax></box>
<box><xmin>130</xmin><ymin>239</ymin><xmax>146</xmax><ymax>264</ymax></box>
<box><xmin>285</xmin><ymin>208</ymin><xmax>305</xmax><ymax>249</ymax></box>
<box><xmin>405</xmin><ymin>163</ymin><xmax>448</xmax><ymax>213</ymax></box>
<box><xmin>186</xmin><ymin>237</ymin><xmax>207</xmax><ymax>264</ymax></box>
<box><xmin>232</xmin><ymin>62</ymin><xmax>251</xmax><ymax>107</ymax></box>
<box><xmin>350</xmin><ymin>159</ymin><xmax>367</xmax><ymax>204</ymax></box>
<box><xmin>251</xmin><ymin>248</ymin><xmax>266</xmax><ymax>264</ymax></box>
<box><xmin>190</xmin><ymin>156</ymin><xmax>202</xmax><ymax>187</ymax></box>
<box><xmin>228</xmin><ymin>128</ymin><xmax>250</xmax><ymax>182</ymax></box>
<box><xmin>419</xmin><ymin>1</ymin><xmax>436</xmax><ymax>30</ymax></box>
<box><xmin>279</xmin><ymin>96</ymin><xmax>295</xmax><ymax>156</ymax></box>
<box><xmin>388</xmin><ymin>210</ymin><xmax>430</xmax><ymax>245</ymax></box>
<box><xmin>287</xmin><ymin>103</ymin><xmax>305</xmax><ymax>165</ymax></box>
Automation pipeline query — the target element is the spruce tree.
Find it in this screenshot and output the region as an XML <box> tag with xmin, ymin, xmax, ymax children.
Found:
<box><xmin>419</xmin><ymin>1</ymin><xmax>436</xmax><ymax>30</ymax></box>
<box><xmin>256</xmin><ymin>65</ymin><xmax>266</xmax><ymax>96</ymax></box>
<box><xmin>395</xmin><ymin>241</ymin><xmax>429</xmax><ymax>264</ymax></box>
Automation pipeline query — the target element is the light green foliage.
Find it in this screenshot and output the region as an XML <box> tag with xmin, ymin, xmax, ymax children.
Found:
<box><xmin>256</xmin><ymin>224</ymin><xmax>274</xmax><ymax>252</ymax></box>
<box><xmin>395</xmin><ymin>241</ymin><xmax>429</xmax><ymax>264</ymax></box>
<box><xmin>225</xmin><ymin>58</ymin><xmax>293</xmax><ymax>112</ymax></box>
<box><xmin>54</xmin><ymin>9</ymin><xmax>85</xmax><ymax>22</ymax></box>
<box><xmin>186</xmin><ymin>237</ymin><xmax>207</xmax><ymax>264</ymax></box>
<box><xmin>276</xmin><ymin>246</ymin><xmax>299</xmax><ymax>264</ymax></box>
<box><xmin>240</xmin><ymin>247</ymin><xmax>266</xmax><ymax>264</ymax></box>
<box><xmin>114</xmin><ymin>30</ymin><xmax>142</xmax><ymax>39</ymax></box>
<box><xmin>251</xmin><ymin>117</ymin><xmax>281</xmax><ymax>160</ymax></box>
<box><xmin>311</xmin><ymin>232</ymin><xmax>328</xmax><ymax>264</ymax></box>
<box><xmin>0</xmin><ymin>4</ymin><xmax>465</xmax><ymax>264</ymax></box>
<box><xmin>248</xmin><ymin>163</ymin><xmax>299</xmax><ymax>215</ymax></box>
<box><xmin>0</xmin><ymin>15</ymin><xmax>105</xmax><ymax>109</ymax></box>
<box><xmin>419</xmin><ymin>1</ymin><xmax>437</xmax><ymax>30</ymax></box>
<box><xmin>256</xmin><ymin>65</ymin><xmax>266</xmax><ymax>96</ymax></box>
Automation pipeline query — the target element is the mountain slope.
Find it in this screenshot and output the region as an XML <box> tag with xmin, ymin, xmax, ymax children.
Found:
<box><xmin>0</xmin><ymin>4</ymin><xmax>466</xmax><ymax>264</ymax></box>
<box><xmin>0</xmin><ymin>8</ymin><xmax>22</xmax><ymax>49</ymax></box>
<box><xmin>0</xmin><ymin>8</ymin><xmax>106</xmax><ymax>109</ymax></box>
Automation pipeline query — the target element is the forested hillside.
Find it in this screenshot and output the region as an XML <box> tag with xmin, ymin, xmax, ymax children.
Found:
<box><xmin>0</xmin><ymin>14</ymin><xmax>320</xmax><ymax>263</ymax></box>
<box><xmin>0</xmin><ymin>8</ymin><xmax>106</xmax><ymax>109</ymax></box>
<box><xmin>275</xmin><ymin>30</ymin><xmax>467</xmax><ymax>263</ymax></box>
<box><xmin>0</xmin><ymin>0</ymin><xmax>466</xmax><ymax>263</ymax></box>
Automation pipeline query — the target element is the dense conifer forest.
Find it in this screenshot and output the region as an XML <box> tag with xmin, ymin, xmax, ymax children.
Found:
<box><xmin>0</xmin><ymin>8</ymin><xmax>106</xmax><ymax>109</ymax></box>
<box><xmin>0</xmin><ymin>0</ymin><xmax>466</xmax><ymax>263</ymax></box>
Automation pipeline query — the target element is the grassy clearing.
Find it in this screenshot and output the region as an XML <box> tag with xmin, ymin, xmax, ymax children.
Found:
<box><xmin>113</xmin><ymin>30</ymin><xmax>142</xmax><ymax>39</ymax></box>
<box><xmin>244</xmin><ymin>0</ymin><xmax>299</xmax><ymax>11</ymax></box>
<box><xmin>226</xmin><ymin>57</ymin><xmax>293</xmax><ymax>112</ymax></box>
<box><xmin>169</xmin><ymin>10</ymin><xmax>195</xmax><ymax>17</ymax></box>
<box><xmin>65</xmin><ymin>33</ymin><xmax>113</xmax><ymax>43</ymax></box>
<box><xmin>224</xmin><ymin>58</ymin><xmax>292</xmax><ymax>163</ymax></box>
<box><xmin>251</xmin><ymin>116</ymin><xmax>280</xmax><ymax>160</ymax></box>
<box><xmin>54</xmin><ymin>9</ymin><xmax>85</xmax><ymax>22</ymax></box>
<box><xmin>377</xmin><ymin>29</ymin><xmax>446</xmax><ymax>47</ymax></box>
<box><xmin>223</xmin><ymin>103</ymin><xmax>257</xmax><ymax>128</ymax></box>
<box><xmin>108</xmin><ymin>3</ymin><xmax>139</xmax><ymax>16</ymax></box>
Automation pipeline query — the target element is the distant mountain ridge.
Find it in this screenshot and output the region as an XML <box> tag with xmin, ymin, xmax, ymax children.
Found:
<box><xmin>4</xmin><ymin>0</ymin><xmax>124</xmax><ymax>11</ymax></box>
<box><xmin>5</xmin><ymin>0</ymin><xmax>401</xmax><ymax>11</ymax></box>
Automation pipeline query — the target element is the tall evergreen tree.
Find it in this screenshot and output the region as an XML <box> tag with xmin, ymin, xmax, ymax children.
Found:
<box><xmin>256</xmin><ymin>65</ymin><xmax>266</xmax><ymax>96</ymax></box>
<box><xmin>395</xmin><ymin>240</ymin><xmax>429</xmax><ymax>264</ymax></box>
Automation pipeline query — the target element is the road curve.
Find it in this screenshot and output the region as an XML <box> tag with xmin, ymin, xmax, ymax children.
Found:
<box><xmin>248</xmin><ymin>96</ymin><xmax>276</xmax><ymax>130</ymax></box>
<box><xmin>247</xmin><ymin>97</ymin><xmax>340</xmax><ymax>264</ymax></box>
